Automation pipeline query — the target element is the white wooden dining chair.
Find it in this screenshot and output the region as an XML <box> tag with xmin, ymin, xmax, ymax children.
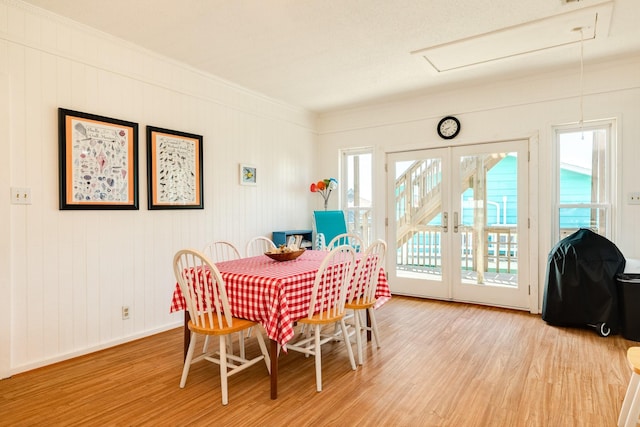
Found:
<box><xmin>286</xmin><ymin>245</ymin><xmax>357</xmax><ymax>392</ymax></box>
<box><xmin>345</xmin><ymin>239</ymin><xmax>387</xmax><ymax>365</ymax></box>
<box><xmin>245</xmin><ymin>236</ymin><xmax>276</xmax><ymax>257</ymax></box>
<box><xmin>327</xmin><ymin>232</ymin><xmax>364</xmax><ymax>253</ymax></box>
<box><xmin>201</xmin><ymin>241</ymin><xmax>245</xmax><ymax>356</ymax></box>
<box><xmin>173</xmin><ymin>249</ymin><xmax>270</xmax><ymax>406</ymax></box>
<box><xmin>203</xmin><ymin>240</ymin><xmax>241</xmax><ymax>262</ymax></box>
<box><xmin>619</xmin><ymin>346</ymin><xmax>640</xmax><ymax>427</ymax></box>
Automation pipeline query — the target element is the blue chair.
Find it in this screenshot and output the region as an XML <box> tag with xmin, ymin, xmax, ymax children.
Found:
<box><xmin>313</xmin><ymin>210</ymin><xmax>347</xmax><ymax>250</ymax></box>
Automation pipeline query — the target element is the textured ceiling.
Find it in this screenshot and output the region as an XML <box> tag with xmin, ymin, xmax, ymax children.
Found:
<box><xmin>20</xmin><ymin>0</ymin><xmax>640</xmax><ymax>113</ymax></box>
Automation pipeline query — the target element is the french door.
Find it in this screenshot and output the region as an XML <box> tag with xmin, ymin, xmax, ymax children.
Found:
<box><xmin>386</xmin><ymin>140</ymin><xmax>530</xmax><ymax>309</ymax></box>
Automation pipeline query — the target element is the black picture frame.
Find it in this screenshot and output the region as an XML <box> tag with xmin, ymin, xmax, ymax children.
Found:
<box><xmin>58</xmin><ymin>108</ymin><xmax>139</xmax><ymax>210</ymax></box>
<box><xmin>147</xmin><ymin>126</ymin><xmax>204</xmax><ymax>210</ymax></box>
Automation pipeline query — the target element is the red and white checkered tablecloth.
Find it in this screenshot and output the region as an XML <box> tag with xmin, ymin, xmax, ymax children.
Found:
<box><xmin>170</xmin><ymin>249</ymin><xmax>391</xmax><ymax>347</ymax></box>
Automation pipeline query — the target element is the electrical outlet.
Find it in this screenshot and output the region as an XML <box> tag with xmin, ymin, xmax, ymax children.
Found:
<box><xmin>10</xmin><ymin>187</ymin><xmax>31</xmax><ymax>205</ymax></box>
<box><xmin>629</xmin><ymin>192</ymin><xmax>640</xmax><ymax>205</ymax></box>
<box><xmin>122</xmin><ymin>306</ymin><xmax>130</xmax><ymax>320</ymax></box>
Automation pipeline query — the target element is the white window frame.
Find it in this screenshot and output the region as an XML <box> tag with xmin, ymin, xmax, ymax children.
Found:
<box><xmin>552</xmin><ymin>119</ymin><xmax>617</xmax><ymax>243</ymax></box>
<box><xmin>341</xmin><ymin>147</ymin><xmax>374</xmax><ymax>247</ymax></box>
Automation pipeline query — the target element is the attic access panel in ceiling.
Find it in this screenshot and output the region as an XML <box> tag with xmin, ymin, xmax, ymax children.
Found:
<box><xmin>411</xmin><ymin>2</ymin><xmax>613</xmax><ymax>72</ymax></box>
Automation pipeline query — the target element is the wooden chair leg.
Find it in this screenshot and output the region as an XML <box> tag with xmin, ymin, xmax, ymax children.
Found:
<box><xmin>219</xmin><ymin>335</ymin><xmax>229</xmax><ymax>406</ymax></box>
<box><xmin>314</xmin><ymin>325</ymin><xmax>322</xmax><ymax>392</ymax></box>
<box><xmin>340</xmin><ymin>319</ymin><xmax>356</xmax><ymax>371</ymax></box>
<box><xmin>354</xmin><ymin>310</ymin><xmax>363</xmax><ymax>365</ymax></box>
<box><xmin>180</xmin><ymin>333</ymin><xmax>197</xmax><ymax>388</ymax></box>
<box><xmin>239</xmin><ymin>331</ymin><xmax>246</xmax><ymax>360</ymax></box>
<box><xmin>624</xmin><ymin>380</ymin><xmax>640</xmax><ymax>427</ymax></box>
<box><xmin>620</xmin><ymin>347</ymin><xmax>640</xmax><ymax>427</ymax></box>
<box><xmin>368</xmin><ymin>307</ymin><xmax>381</xmax><ymax>348</ymax></box>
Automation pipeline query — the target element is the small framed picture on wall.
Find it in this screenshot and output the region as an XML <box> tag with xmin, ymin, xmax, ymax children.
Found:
<box><xmin>240</xmin><ymin>164</ymin><xmax>257</xmax><ymax>186</ymax></box>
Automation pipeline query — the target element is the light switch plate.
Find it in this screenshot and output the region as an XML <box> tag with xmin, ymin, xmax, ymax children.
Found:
<box><xmin>10</xmin><ymin>187</ymin><xmax>31</xmax><ymax>205</ymax></box>
<box><xmin>629</xmin><ymin>192</ymin><xmax>640</xmax><ymax>205</ymax></box>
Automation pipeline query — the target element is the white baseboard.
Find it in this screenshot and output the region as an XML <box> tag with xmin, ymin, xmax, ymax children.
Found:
<box><xmin>1</xmin><ymin>321</ymin><xmax>182</xmax><ymax>379</ymax></box>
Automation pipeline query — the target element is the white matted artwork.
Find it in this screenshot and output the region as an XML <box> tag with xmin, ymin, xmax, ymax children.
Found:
<box><xmin>240</xmin><ymin>164</ymin><xmax>257</xmax><ymax>186</ymax></box>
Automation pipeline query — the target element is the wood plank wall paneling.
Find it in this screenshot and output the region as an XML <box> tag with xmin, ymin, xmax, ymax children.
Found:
<box><xmin>0</xmin><ymin>297</ymin><xmax>635</xmax><ymax>426</ymax></box>
<box><xmin>0</xmin><ymin>72</ymin><xmax>11</xmax><ymax>379</ymax></box>
<box><xmin>1</xmin><ymin>0</ymin><xmax>317</xmax><ymax>375</ymax></box>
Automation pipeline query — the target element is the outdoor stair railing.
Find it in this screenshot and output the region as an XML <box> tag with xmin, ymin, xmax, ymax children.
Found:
<box><xmin>395</xmin><ymin>155</ymin><xmax>513</xmax><ymax>273</ymax></box>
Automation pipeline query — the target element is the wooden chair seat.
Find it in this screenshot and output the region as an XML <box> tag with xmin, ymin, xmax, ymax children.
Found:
<box><xmin>188</xmin><ymin>317</ymin><xmax>258</xmax><ymax>335</ymax></box>
<box><xmin>345</xmin><ymin>299</ymin><xmax>375</xmax><ymax>310</ymax></box>
<box><xmin>298</xmin><ymin>311</ymin><xmax>344</xmax><ymax>325</ymax></box>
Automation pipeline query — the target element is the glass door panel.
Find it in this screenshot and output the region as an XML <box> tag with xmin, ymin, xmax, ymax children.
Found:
<box><xmin>450</xmin><ymin>141</ymin><xmax>529</xmax><ymax>308</ymax></box>
<box><xmin>387</xmin><ymin>148</ymin><xmax>451</xmax><ymax>299</ymax></box>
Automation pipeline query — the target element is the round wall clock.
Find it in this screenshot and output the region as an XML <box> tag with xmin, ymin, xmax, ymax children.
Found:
<box><xmin>437</xmin><ymin>116</ymin><xmax>461</xmax><ymax>139</ymax></box>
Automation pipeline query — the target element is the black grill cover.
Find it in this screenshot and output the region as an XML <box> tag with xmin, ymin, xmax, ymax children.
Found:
<box><xmin>542</xmin><ymin>228</ymin><xmax>626</xmax><ymax>331</ymax></box>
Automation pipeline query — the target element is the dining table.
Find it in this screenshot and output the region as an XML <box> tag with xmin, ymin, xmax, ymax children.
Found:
<box><xmin>170</xmin><ymin>249</ymin><xmax>391</xmax><ymax>399</ymax></box>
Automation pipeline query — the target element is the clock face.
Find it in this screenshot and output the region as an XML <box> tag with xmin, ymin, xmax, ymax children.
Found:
<box><xmin>438</xmin><ymin>116</ymin><xmax>460</xmax><ymax>139</ymax></box>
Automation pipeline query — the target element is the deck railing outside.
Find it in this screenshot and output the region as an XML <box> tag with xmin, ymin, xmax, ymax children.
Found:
<box><xmin>345</xmin><ymin>207</ymin><xmax>372</xmax><ymax>248</ymax></box>
<box><xmin>396</xmin><ymin>225</ymin><xmax>519</xmax><ymax>274</ymax></box>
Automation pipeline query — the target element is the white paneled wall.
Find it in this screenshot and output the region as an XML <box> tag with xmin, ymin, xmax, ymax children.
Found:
<box><xmin>1</xmin><ymin>0</ymin><xmax>317</xmax><ymax>376</ymax></box>
<box><xmin>1</xmin><ymin>72</ymin><xmax>11</xmax><ymax>379</ymax></box>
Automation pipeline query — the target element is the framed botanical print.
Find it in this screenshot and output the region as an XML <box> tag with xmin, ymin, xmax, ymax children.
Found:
<box><xmin>58</xmin><ymin>108</ymin><xmax>139</xmax><ymax>210</ymax></box>
<box><xmin>147</xmin><ymin>126</ymin><xmax>204</xmax><ymax>209</ymax></box>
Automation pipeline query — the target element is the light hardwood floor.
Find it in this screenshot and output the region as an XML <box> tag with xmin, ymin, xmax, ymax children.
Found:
<box><xmin>0</xmin><ymin>296</ymin><xmax>636</xmax><ymax>426</ymax></box>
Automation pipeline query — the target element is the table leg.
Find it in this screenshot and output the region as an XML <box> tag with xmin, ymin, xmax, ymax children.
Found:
<box><xmin>184</xmin><ymin>311</ymin><xmax>191</xmax><ymax>361</ymax></box>
<box><xmin>270</xmin><ymin>339</ymin><xmax>278</xmax><ymax>399</ymax></box>
<box><xmin>366</xmin><ymin>310</ymin><xmax>372</xmax><ymax>341</ymax></box>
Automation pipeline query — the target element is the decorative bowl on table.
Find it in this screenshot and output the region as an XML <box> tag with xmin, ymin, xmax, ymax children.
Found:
<box><xmin>264</xmin><ymin>248</ymin><xmax>305</xmax><ymax>262</ymax></box>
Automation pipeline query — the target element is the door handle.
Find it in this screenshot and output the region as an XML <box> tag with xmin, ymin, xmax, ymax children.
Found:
<box><xmin>453</xmin><ymin>212</ymin><xmax>459</xmax><ymax>233</ymax></box>
<box><xmin>442</xmin><ymin>212</ymin><xmax>448</xmax><ymax>233</ymax></box>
